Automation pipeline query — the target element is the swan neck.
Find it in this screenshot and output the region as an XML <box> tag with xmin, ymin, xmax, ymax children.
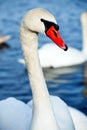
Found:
<box><xmin>20</xmin><ymin>25</ymin><xmax>49</xmax><ymax>106</ymax></box>
<box><xmin>20</xmin><ymin>24</ymin><xmax>60</xmax><ymax>130</ymax></box>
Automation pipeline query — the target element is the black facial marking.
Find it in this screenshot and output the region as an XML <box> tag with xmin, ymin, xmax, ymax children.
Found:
<box><xmin>41</xmin><ymin>18</ymin><xmax>59</xmax><ymax>32</ymax></box>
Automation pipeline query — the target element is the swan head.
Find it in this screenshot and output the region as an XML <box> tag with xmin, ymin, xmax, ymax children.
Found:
<box><xmin>21</xmin><ymin>8</ymin><xmax>68</xmax><ymax>51</ymax></box>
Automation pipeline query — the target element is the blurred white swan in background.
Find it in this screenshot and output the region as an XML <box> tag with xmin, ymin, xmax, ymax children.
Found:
<box><xmin>0</xmin><ymin>8</ymin><xmax>87</xmax><ymax>130</ymax></box>
<box><xmin>0</xmin><ymin>35</ymin><xmax>11</xmax><ymax>45</ymax></box>
<box><xmin>18</xmin><ymin>12</ymin><xmax>87</xmax><ymax>68</ymax></box>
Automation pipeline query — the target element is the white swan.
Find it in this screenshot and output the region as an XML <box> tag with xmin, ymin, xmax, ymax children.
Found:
<box><xmin>0</xmin><ymin>8</ymin><xmax>87</xmax><ymax>130</ymax></box>
<box><xmin>18</xmin><ymin>12</ymin><xmax>87</xmax><ymax>68</ymax></box>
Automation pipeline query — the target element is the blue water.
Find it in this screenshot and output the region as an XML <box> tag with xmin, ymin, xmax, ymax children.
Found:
<box><xmin>0</xmin><ymin>0</ymin><xmax>87</xmax><ymax>115</ymax></box>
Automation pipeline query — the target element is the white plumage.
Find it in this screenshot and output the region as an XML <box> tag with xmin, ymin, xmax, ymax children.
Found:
<box><xmin>0</xmin><ymin>8</ymin><xmax>87</xmax><ymax>130</ymax></box>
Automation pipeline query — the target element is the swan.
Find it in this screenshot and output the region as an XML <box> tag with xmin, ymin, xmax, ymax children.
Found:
<box><xmin>18</xmin><ymin>12</ymin><xmax>87</xmax><ymax>68</ymax></box>
<box><xmin>0</xmin><ymin>35</ymin><xmax>11</xmax><ymax>45</ymax></box>
<box><xmin>0</xmin><ymin>8</ymin><xmax>87</xmax><ymax>130</ymax></box>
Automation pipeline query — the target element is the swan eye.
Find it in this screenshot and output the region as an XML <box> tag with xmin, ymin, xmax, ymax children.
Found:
<box><xmin>41</xmin><ymin>19</ymin><xmax>44</xmax><ymax>22</ymax></box>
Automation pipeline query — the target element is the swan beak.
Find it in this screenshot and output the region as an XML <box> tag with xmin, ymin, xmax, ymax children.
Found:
<box><xmin>45</xmin><ymin>26</ymin><xmax>68</xmax><ymax>51</ymax></box>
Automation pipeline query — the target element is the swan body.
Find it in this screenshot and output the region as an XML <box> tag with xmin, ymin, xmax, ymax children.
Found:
<box><xmin>18</xmin><ymin>12</ymin><xmax>87</xmax><ymax>68</ymax></box>
<box><xmin>18</xmin><ymin>43</ymin><xmax>87</xmax><ymax>68</ymax></box>
<box><xmin>0</xmin><ymin>96</ymin><xmax>87</xmax><ymax>130</ymax></box>
<box><xmin>0</xmin><ymin>8</ymin><xmax>87</xmax><ymax>130</ymax></box>
<box><xmin>39</xmin><ymin>43</ymin><xmax>86</xmax><ymax>68</ymax></box>
<box><xmin>0</xmin><ymin>97</ymin><xmax>87</xmax><ymax>130</ymax></box>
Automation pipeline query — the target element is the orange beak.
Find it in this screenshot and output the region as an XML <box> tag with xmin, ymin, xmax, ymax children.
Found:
<box><xmin>45</xmin><ymin>26</ymin><xmax>68</xmax><ymax>51</ymax></box>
